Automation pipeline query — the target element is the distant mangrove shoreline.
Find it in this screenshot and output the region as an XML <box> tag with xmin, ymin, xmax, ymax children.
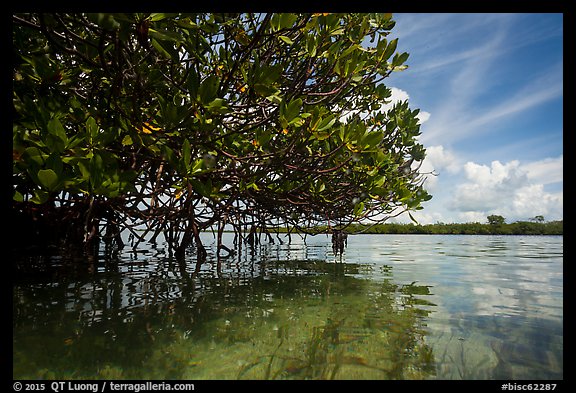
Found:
<box><xmin>264</xmin><ymin>220</ymin><xmax>563</xmax><ymax>236</ymax></box>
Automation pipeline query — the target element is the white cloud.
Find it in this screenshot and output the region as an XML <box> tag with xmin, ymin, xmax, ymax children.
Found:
<box><xmin>389</xmin><ymin>86</ymin><xmax>409</xmax><ymax>103</ymax></box>
<box><xmin>419</xmin><ymin>145</ymin><xmax>459</xmax><ymax>192</ymax></box>
<box><xmin>452</xmin><ymin>159</ymin><xmax>563</xmax><ymax>222</ymax></box>
<box><xmin>457</xmin><ymin>211</ymin><xmax>491</xmax><ymax>223</ymax></box>
<box><xmin>523</xmin><ymin>155</ymin><xmax>563</xmax><ymax>185</ymax></box>
<box><xmin>387</xmin><ymin>87</ymin><xmax>431</xmax><ymax>125</ymax></box>
<box><xmin>453</xmin><ymin>160</ymin><xmax>525</xmax><ymax>212</ymax></box>
<box><xmin>416</xmin><ymin>111</ymin><xmax>431</xmax><ymax>124</ymax></box>
<box><xmin>392</xmin><ymin>154</ymin><xmax>562</xmax><ymax>225</ymax></box>
<box><xmin>464</xmin><ymin>160</ymin><xmax>527</xmax><ymax>188</ymax></box>
<box><xmin>423</xmin><ymin>145</ymin><xmax>460</xmax><ymax>174</ymax></box>
<box><xmin>513</xmin><ymin>184</ymin><xmax>563</xmax><ymax>219</ymax></box>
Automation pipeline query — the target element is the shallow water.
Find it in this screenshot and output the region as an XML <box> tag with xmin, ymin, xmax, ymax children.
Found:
<box><xmin>13</xmin><ymin>234</ymin><xmax>563</xmax><ymax>380</ymax></box>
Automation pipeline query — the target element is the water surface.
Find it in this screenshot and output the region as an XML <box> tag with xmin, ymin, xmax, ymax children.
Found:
<box><xmin>13</xmin><ymin>234</ymin><xmax>563</xmax><ymax>380</ymax></box>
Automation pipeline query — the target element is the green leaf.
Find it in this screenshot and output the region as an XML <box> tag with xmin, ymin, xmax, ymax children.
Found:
<box><xmin>45</xmin><ymin>153</ymin><xmax>63</xmax><ymax>176</ymax></box>
<box><xmin>278</xmin><ymin>35</ymin><xmax>294</xmax><ymax>45</ymax></box>
<box><xmin>313</xmin><ymin>131</ymin><xmax>331</xmax><ymax>141</ymax></box>
<box><xmin>182</xmin><ymin>139</ymin><xmax>192</xmax><ymax>171</ymax></box>
<box><xmin>392</xmin><ymin>65</ymin><xmax>408</xmax><ymax>72</ymax></box>
<box><xmin>353</xmin><ymin>201</ymin><xmax>365</xmax><ymax>216</ymax></box>
<box><xmin>37</xmin><ymin>169</ymin><xmax>59</xmax><ymax>191</ymax></box>
<box><xmin>77</xmin><ymin>160</ymin><xmax>90</xmax><ymax>180</ymax></box>
<box><xmin>30</xmin><ymin>189</ymin><xmax>49</xmax><ymax>204</ymax></box>
<box><xmin>253</xmin><ymin>83</ymin><xmax>279</xmax><ymax>97</ymax></box>
<box><xmin>256</xmin><ymin>64</ymin><xmax>283</xmax><ymax>84</ymax></box>
<box><xmin>87</xmin><ymin>14</ymin><xmax>120</xmax><ymax>31</ymax></box>
<box><xmin>376</xmin><ymin>37</ymin><xmax>388</xmax><ymax>53</ymax></box>
<box><xmin>64</xmin><ymin>133</ymin><xmax>85</xmax><ymax>150</ymax></box>
<box><xmin>149</xmin><ymin>13</ymin><xmax>177</xmax><ymax>22</ymax></box>
<box><xmin>316</xmin><ymin>114</ymin><xmax>336</xmax><ymax>132</ymax></box>
<box><xmin>289</xmin><ymin>117</ymin><xmax>305</xmax><ymax>127</ymax></box>
<box><xmin>121</xmin><ymin>135</ymin><xmax>133</xmax><ymax>146</ymax></box>
<box><xmin>191</xmin><ymin>158</ymin><xmax>204</xmax><ymax>174</ymax></box>
<box><xmin>148</xmin><ymin>27</ymin><xmax>184</xmax><ymax>43</ymax></box>
<box><xmin>279</xmin><ymin>13</ymin><xmax>298</xmax><ymax>29</ymax></box>
<box><xmin>205</xmin><ymin>98</ymin><xmax>229</xmax><ymax>114</ymax></box>
<box><xmin>256</xmin><ymin>129</ymin><xmax>273</xmax><ymax>147</ymax></box>
<box><xmin>247</xmin><ymin>182</ymin><xmax>260</xmax><ymax>191</ymax></box>
<box><xmin>47</xmin><ymin>118</ymin><xmax>68</xmax><ymax>145</ymax></box>
<box><xmin>151</xmin><ymin>38</ymin><xmax>178</xmax><ymax>61</ymax></box>
<box><xmin>265</xmin><ymin>94</ymin><xmax>283</xmax><ymax>105</ymax></box>
<box><xmin>341</xmin><ymin>43</ymin><xmax>360</xmax><ymax>59</ymax></box>
<box><xmin>361</xmin><ymin>131</ymin><xmax>383</xmax><ymax>149</ymax></box>
<box><xmin>89</xmin><ymin>153</ymin><xmax>104</xmax><ymax>189</ymax></box>
<box><xmin>23</xmin><ymin>147</ymin><xmax>48</xmax><ymax>166</ymax></box>
<box><xmin>198</xmin><ymin>75</ymin><xmax>220</xmax><ymax>105</ymax></box>
<box><xmin>306</xmin><ymin>35</ymin><xmax>317</xmax><ymax>57</ymax></box>
<box><xmin>118</xmin><ymin>170</ymin><xmax>137</xmax><ymax>194</ymax></box>
<box><xmin>86</xmin><ymin>116</ymin><xmax>98</xmax><ymax>141</ymax></box>
<box><xmin>373</xmin><ymin>175</ymin><xmax>386</xmax><ymax>188</ymax></box>
<box><xmin>13</xmin><ymin>190</ymin><xmax>24</xmax><ymax>202</ymax></box>
<box><xmin>161</xmin><ymin>145</ymin><xmax>178</xmax><ymax>167</ymax></box>
<box><xmin>190</xmin><ymin>178</ymin><xmax>212</xmax><ymax>197</ymax></box>
<box><xmin>381</xmin><ymin>38</ymin><xmax>398</xmax><ymax>62</ymax></box>
<box><xmin>283</xmin><ymin>98</ymin><xmax>302</xmax><ymax>123</ymax></box>
<box><xmin>393</xmin><ymin>52</ymin><xmax>410</xmax><ymax>66</ymax></box>
<box><xmin>186</xmin><ymin>67</ymin><xmax>200</xmax><ymax>98</ymax></box>
<box><xmin>270</xmin><ymin>14</ymin><xmax>281</xmax><ymax>31</ymax></box>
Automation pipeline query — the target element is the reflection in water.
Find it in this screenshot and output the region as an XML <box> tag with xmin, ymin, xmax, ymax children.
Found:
<box><xmin>13</xmin><ymin>234</ymin><xmax>563</xmax><ymax>380</ymax></box>
<box><xmin>13</xmin><ymin>260</ymin><xmax>436</xmax><ymax>379</ymax></box>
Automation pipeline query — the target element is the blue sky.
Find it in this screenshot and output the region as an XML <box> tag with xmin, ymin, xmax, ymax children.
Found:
<box><xmin>382</xmin><ymin>13</ymin><xmax>563</xmax><ymax>224</ymax></box>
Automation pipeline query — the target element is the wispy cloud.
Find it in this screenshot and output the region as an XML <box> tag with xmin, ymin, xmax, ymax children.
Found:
<box><xmin>461</xmin><ymin>63</ymin><xmax>563</xmax><ymax>131</ymax></box>
<box><xmin>419</xmin><ymin>55</ymin><xmax>562</xmax><ymax>146</ymax></box>
<box><xmin>391</xmin><ymin>13</ymin><xmax>563</xmax><ymax>147</ymax></box>
<box><xmin>523</xmin><ymin>155</ymin><xmax>563</xmax><ymax>185</ymax></box>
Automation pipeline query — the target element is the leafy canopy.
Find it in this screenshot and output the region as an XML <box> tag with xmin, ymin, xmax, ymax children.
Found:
<box><xmin>12</xmin><ymin>13</ymin><xmax>432</xmax><ymax>250</ymax></box>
